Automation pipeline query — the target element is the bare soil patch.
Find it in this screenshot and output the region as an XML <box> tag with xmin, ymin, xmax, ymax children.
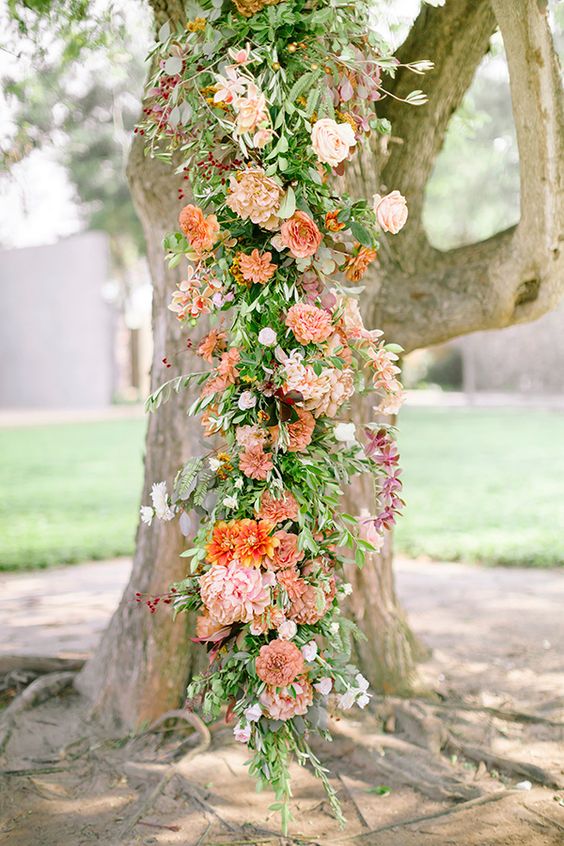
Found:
<box><xmin>1</xmin><ymin>559</ymin><xmax>563</xmax><ymax>845</ymax></box>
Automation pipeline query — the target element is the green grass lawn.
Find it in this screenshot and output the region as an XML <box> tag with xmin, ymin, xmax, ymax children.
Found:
<box><xmin>1</xmin><ymin>419</ymin><xmax>146</xmax><ymax>570</ymax></box>
<box><xmin>1</xmin><ymin>407</ymin><xmax>563</xmax><ymax>571</ymax></box>
<box><xmin>396</xmin><ymin>407</ymin><xmax>564</xmax><ymax>567</ymax></box>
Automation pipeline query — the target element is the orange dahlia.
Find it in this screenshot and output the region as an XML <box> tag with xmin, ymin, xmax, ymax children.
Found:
<box><xmin>238</xmin><ymin>249</ymin><xmax>277</xmax><ymax>285</ymax></box>
<box><xmin>235</xmin><ymin>519</ymin><xmax>279</xmax><ymax>567</ymax></box>
<box><xmin>255</xmin><ymin>639</ymin><xmax>304</xmax><ymax>687</ymax></box>
<box><xmin>205</xmin><ymin>520</ymin><xmax>241</xmax><ymax>567</ymax></box>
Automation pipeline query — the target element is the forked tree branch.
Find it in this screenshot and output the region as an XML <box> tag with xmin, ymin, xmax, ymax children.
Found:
<box><xmin>378</xmin><ymin>0</ymin><xmax>497</xmax><ymax>259</ymax></box>
<box><xmin>365</xmin><ymin>0</ymin><xmax>564</xmax><ymax>351</ymax></box>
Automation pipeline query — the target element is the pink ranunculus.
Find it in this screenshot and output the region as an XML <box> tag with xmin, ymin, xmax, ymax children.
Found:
<box><xmin>311</xmin><ymin>118</ymin><xmax>357</xmax><ymax>168</ymax></box>
<box><xmin>373</xmin><ymin>190</ymin><xmax>408</xmax><ymax>234</ymax></box>
<box><xmin>200</xmin><ymin>560</ymin><xmax>270</xmax><ymax>625</ymax></box>
<box><xmin>277</xmin><ymin>618</ymin><xmax>298</xmax><ymax>640</ymax></box>
<box><xmin>259</xmin><ymin>676</ymin><xmax>313</xmax><ymax>721</ymax></box>
<box><xmin>280</xmin><ymin>211</ymin><xmax>323</xmax><ymax>259</ymax></box>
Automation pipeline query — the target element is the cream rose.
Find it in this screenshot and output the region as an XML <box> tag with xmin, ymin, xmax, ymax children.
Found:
<box><xmin>373</xmin><ymin>190</ymin><xmax>408</xmax><ymax>234</ymax></box>
<box><xmin>311</xmin><ymin>118</ymin><xmax>356</xmax><ymax>168</ymax></box>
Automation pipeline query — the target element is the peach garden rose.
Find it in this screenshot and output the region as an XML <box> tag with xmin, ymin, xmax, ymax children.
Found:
<box><xmin>311</xmin><ymin>117</ymin><xmax>357</xmax><ymax>167</ymax></box>
<box><xmin>279</xmin><ymin>210</ymin><xmax>322</xmax><ymax>258</ymax></box>
<box><xmin>373</xmin><ymin>190</ymin><xmax>408</xmax><ymax>234</ymax></box>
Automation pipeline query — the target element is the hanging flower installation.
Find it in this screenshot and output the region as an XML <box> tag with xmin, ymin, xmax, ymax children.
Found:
<box><xmin>138</xmin><ymin>0</ymin><xmax>428</xmax><ymax>830</ymax></box>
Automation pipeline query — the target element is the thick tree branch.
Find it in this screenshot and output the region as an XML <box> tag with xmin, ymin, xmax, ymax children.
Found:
<box><xmin>491</xmin><ymin>0</ymin><xmax>564</xmax><ymax>252</ymax></box>
<box><xmin>378</xmin><ymin>0</ymin><xmax>497</xmax><ymax>259</ymax></box>
<box><xmin>361</xmin><ymin>0</ymin><xmax>564</xmax><ymax>350</ymax></box>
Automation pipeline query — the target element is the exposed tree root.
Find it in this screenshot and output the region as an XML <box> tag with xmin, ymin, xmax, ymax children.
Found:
<box><xmin>117</xmin><ymin>710</ymin><xmax>211</xmax><ymax>839</ymax></box>
<box><xmin>0</xmin><ymin>671</ymin><xmax>76</xmax><ymax>754</ymax></box>
<box><xmin>0</xmin><ymin>655</ymin><xmax>85</xmax><ymax>675</ymax></box>
<box><xmin>407</xmin><ymin>695</ymin><xmax>564</xmax><ymax>729</ymax></box>
<box><xmin>445</xmin><ymin>737</ymin><xmax>564</xmax><ymax>789</ymax></box>
<box><xmin>343</xmin><ymin>788</ymin><xmax>518</xmax><ymax>841</ymax></box>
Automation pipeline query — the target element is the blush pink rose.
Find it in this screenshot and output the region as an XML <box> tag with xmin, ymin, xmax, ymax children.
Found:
<box><xmin>373</xmin><ymin>190</ymin><xmax>408</xmax><ymax>234</ymax></box>
<box><xmin>280</xmin><ymin>211</ymin><xmax>323</xmax><ymax>259</ymax></box>
<box><xmin>311</xmin><ymin>118</ymin><xmax>356</xmax><ymax>168</ymax></box>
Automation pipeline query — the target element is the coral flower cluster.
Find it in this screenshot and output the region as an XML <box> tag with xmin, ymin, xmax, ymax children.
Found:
<box><xmin>138</xmin><ymin>0</ymin><xmax>423</xmax><ymax>831</ymax></box>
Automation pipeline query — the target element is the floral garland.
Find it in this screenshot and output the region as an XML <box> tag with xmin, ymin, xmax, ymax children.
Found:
<box><xmin>137</xmin><ymin>0</ymin><xmax>426</xmax><ymax>830</ymax></box>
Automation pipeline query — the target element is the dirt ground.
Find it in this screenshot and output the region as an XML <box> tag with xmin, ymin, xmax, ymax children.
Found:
<box><xmin>1</xmin><ymin>558</ymin><xmax>563</xmax><ymax>846</ymax></box>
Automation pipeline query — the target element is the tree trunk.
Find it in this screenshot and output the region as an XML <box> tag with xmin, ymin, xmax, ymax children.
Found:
<box><xmin>77</xmin><ymin>0</ymin><xmax>564</xmax><ymax>727</ymax></box>
<box><xmin>341</xmin><ymin>395</ymin><xmax>426</xmax><ymax>693</ymax></box>
<box><xmin>76</xmin><ymin>139</ymin><xmax>206</xmax><ymax>728</ymax></box>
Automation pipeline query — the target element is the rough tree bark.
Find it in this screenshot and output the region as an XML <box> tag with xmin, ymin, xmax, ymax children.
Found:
<box><xmin>79</xmin><ymin>0</ymin><xmax>564</xmax><ymax>727</ymax></box>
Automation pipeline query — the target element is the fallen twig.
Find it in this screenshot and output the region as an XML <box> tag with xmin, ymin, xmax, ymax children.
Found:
<box><xmin>138</xmin><ymin>819</ymin><xmax>181</xmax><ymax>832</ymax></box>
<box><xmin>0</xmin><ymin>765</ymin><xmax>69</xmax><ymax>777</ymax></box>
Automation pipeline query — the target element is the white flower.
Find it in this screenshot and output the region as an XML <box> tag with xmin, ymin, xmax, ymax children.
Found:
<box><xmin>355</xmin><ymin>673</ymin><xmax>370</xmax><ymax>692</ymax></box>
<box><xmin>234</xmin><ymin>477</ymin><xmax>244</xmax><ymax>490</ymax></box>
<box><xmin>314</xmin><ymin>677</ymin><xmax>333</xmax><ymax>696</ymax></box>
<box><xmin>140</xmin><ymin>506</ymin><xmax>154</xmax><ymax>527</ymax></box>
<box><xmin>334</xmin><ymin>422</ymin><xmax>357</xmax><ymax>444</ymax></box>
<box><xmin>336</xmin><ymin>689</ymin><xmax>357</xmax><ymax>710</ymax></box>
<box><xmin>233</xmin><ymin>722</ymin><xmax>251</xmax><ymax>743</ymax></box>
<box><xmin>150</xmin><ymin>482</ymin><xmax>175</xmax><ymax>521</ymax></box>
<box><xmin>244</xmin><ymin>703</ymin><xmax>262</xmax><ymax>722</ymax></box>
<box><xmin>223</xmin><ymin>495</ymin><xmax>238</xmax><ymax>509</ymax></box>
<box><xmin>357</xmin><ymin>693</ymin><xmax>370</xmax><ymax>709</ymax></box>
<box><xmin>258</xmin><ymin>327</ymin><xmax>277</xmax><ymax>346</ymax></box>
<box><xmin>340</xmin><ymin>582</ymin><xmax>353</xmax><ymax>596</ymax></box>
<box><xmin>329</xmin><ymin>622</ymin><xmax>340</xmax><ymax>634</ymax></box>
<box><xmin>238</xmin><ymin>390</ymin><xmax>257</xmax><ymax>410</ymax></box>
<box><xmin>209</xmin><ymin>457</ymin><xmax>222</xmax><ymax>472</ymax></box>
<box><xmin>301</xmin><ymin>640</ymin><xmax>318</xmax><ymax>662</ymax></box>
<box><xmin>277</xmin><ymin>619</ymin><xmax>298</xmax><ymax>640</ymax></box>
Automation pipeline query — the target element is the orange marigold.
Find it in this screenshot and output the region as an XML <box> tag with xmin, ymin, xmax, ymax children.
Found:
<box><xmin>238</xmin><ymin>249</ymin><xmax>277</xmax><ymax>285</ymax></box>
<box><xmin>235</xmin><ymin>519</ymin><xmax>279</xmax><ymax>567</ymax></box>
<box><xmin>255</xmin><ymin>639</ymin><xmax>304</xmax><ymax>686</ymax></box>
<box><xmin>344</xmin><ymin>246</ymin><xmax>377</xmax><ymax>282</ymax></box>
<box><xmin>178</xmin><ymin>204</ymin><xmax>220</xmax><ymax>255</ymax></box>
<box><xmin>206</xmin><ymin>520</ymin><xmax>241</xmax><ymax>567</ymax></box>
